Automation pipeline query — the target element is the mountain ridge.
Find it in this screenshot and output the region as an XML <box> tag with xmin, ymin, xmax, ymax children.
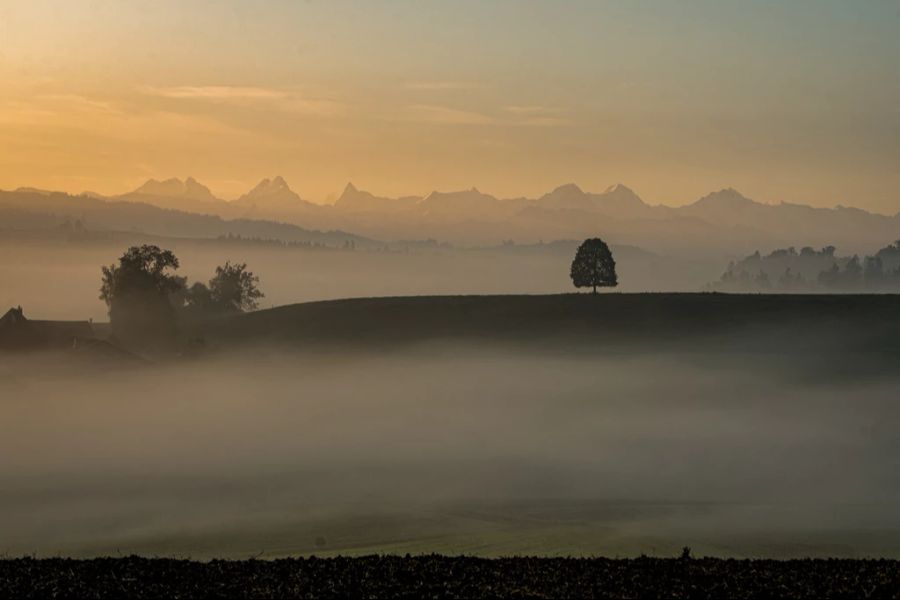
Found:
<box><xmin>3</xmin><ymin>179</ymin><xmax>898</xmax><ymax>256</ymax></box>
<box><xmin>93</xmin><ymin>176</ymin><xmax>898</xmax><ymax>220</ymax></box>
<box><xmin>0</xmin><ymin>188</ymin><xmax>374</xmax><ymax>248</ymax></box>
<box><xmin>131</xmin><ymin>177</ymin><xmax>217</xmax><ymax>202</ymax></box>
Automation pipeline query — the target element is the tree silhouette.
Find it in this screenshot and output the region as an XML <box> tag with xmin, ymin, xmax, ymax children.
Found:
<box><xmin>818</xmin><ymin>263</ymin><xmax>840</xmax><ymax>289</ymax></box>
<box><xmin>100</xmin><ymin>245</ymin><xmax>185</xmax><ymax>349</ymax></box>
<box><xmin>208</xmin><ymin>261</ymin><xmax>265</xmax><ymax>312</ymax></box>
<box><xmin>570</xmin><ymin>238</ymin><xmax>618</xmax><ymax>293</ymax></box>
<box><xmin>842</xmin><ymin>255</ymin><xmax>863</xmax><ymax>289</ymax></box>
<box><xmin>864</xmin><ymin>256</ymin><xmax>885</xmax><ymax>288</ymax></box>
<box><xmin>184</xmin><ymin>281</ymin><xmax>214</xmax><ymax>311</ymax></box>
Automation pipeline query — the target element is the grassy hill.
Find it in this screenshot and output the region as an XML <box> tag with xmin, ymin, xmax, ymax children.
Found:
<box><xmin>201</xmin><ymin>293</ymin><xmax>900</xmax><ymax>355</ymax></box>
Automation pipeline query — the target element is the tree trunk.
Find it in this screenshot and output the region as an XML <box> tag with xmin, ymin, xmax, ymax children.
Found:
<box><xmin>592</xmin><ymin>284</ymin><xmax>597</xmax><ymax>294</ymax></box>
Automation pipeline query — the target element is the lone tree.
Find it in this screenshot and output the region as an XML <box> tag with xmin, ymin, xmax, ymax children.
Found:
<box><xmin>100</xmin><ymin>245</ymin><xmax>185</xmax><ymax>349</ymax></box>
<box><xmin>570</xmin><ymin>238</ymin><xmax>618</xmax><ymax>293</ymax></box>
<box><xmin>187</xmin><ymin>261</ymin><xmax>264</xmax><ymax>313</ymax></box>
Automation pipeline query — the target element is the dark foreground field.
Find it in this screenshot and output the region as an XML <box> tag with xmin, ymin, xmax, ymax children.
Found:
<box><xmin>4</xmin><ymin>555</ymin><xmax>900</xmax><ymax>599</ymax></box>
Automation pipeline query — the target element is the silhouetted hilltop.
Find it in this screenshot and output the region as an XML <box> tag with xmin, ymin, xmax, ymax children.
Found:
<box><xmin>201</xmin><ymin>293</ymin><xmax>900</xmax><ymax>355</ymax></box>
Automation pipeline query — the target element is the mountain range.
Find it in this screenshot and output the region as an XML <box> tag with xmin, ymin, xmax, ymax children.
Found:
<box><xmin>0</xmin><ymin>186</ymin><xmax>372</xmax><ymax>248</ymax></box>
<box><xmin>4</xmin><ymin>177</ymin><xmax>900</xmax><ymax>257</ymax></box>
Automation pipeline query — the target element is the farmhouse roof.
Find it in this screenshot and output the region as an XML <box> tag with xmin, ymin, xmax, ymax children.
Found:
<box><xmin>0</xmin><ymin>307</ymin><xmax>94</xmax><ymax>347</ymax></box>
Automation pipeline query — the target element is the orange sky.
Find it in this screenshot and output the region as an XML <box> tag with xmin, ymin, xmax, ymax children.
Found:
<box><xmin>1</xmin><ymin>1</ymin><xmax>898</xmax><ymax>211</ymax></box>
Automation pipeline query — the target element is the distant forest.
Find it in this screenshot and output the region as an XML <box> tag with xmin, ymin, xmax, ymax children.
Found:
<box><xmin>710</xmin><ymin>241</ymin><xmax>900</xmax><ymax>292</ymax></box>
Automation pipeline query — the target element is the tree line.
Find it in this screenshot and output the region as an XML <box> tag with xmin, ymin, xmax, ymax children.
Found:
<box><xmin>710</xmin><ymin>241</ymin><xmax>900</xmax><ymax>292</ymax></box>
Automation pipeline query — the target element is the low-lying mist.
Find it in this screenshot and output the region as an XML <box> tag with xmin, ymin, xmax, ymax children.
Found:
<box><xmin>0</xmin><ymin>239</ymin><xmax>720</xmax><ymax>321</ymax></box>
<box><xmin>3</xmin><ymin>345</ymin><xmax>900</xmax><ymax>558</ymax></box>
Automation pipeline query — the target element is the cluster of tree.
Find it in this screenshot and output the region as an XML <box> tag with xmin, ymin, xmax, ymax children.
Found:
<box><xmin>710</xmin><ymin>241</ymin><xmax>900</xmax><ymax>292</ymax></box>
<box><xmin>216</xmin><ymin>233</ymin><xmax>463</xmax><ymax>256</ymax></box>
<box><xmin>216</xmin><ymin>233</ymin><xmax>334</xmax><ymax>250</ymax></box>
<box><xmin>100</xmin><ymin>245</ymin><xmax>264</xmax><ymax>351</ymax></box>
<box><xmin>181</xmin><ymin>262</ymin><xmax>264</xmax><ymax>314</ymax></box>
<box><xmin>217</xmin><ymin>233</ymin><xmax>360</xmax><ymax>251</ymax></box>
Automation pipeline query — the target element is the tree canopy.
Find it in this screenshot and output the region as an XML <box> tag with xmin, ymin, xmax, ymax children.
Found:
<box><xmin>100</xmin><ymin>245</ymin><xmax>185</xmax><ymax>349</ymax></box>
<box><xmin>187</xmin><ymin>261</ymin><xmax>264</xmax><ymax>313</ymax></box>
<box><xmin>570</xmin><ymin>238</ymin><xmax>618</xmax><ymax>293</ymax></box>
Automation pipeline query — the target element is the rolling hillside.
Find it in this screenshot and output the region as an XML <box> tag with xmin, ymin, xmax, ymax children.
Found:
<box><xmin>200</xmin><ymin>293</ymin><xmax>900</xmax><ymax>355</ymax></box>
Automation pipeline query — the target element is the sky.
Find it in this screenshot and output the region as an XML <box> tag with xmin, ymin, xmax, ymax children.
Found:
<box><xmin>0</xmin><ymin>0</ymin><xmax>898</xmax><ymax>210</ymax></box>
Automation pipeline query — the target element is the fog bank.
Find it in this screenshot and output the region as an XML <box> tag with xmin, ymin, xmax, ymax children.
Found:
<box><xmin>2</xmin><ymin>347</ymin><xmax>899</xmax><ymax>558</ymax></box>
